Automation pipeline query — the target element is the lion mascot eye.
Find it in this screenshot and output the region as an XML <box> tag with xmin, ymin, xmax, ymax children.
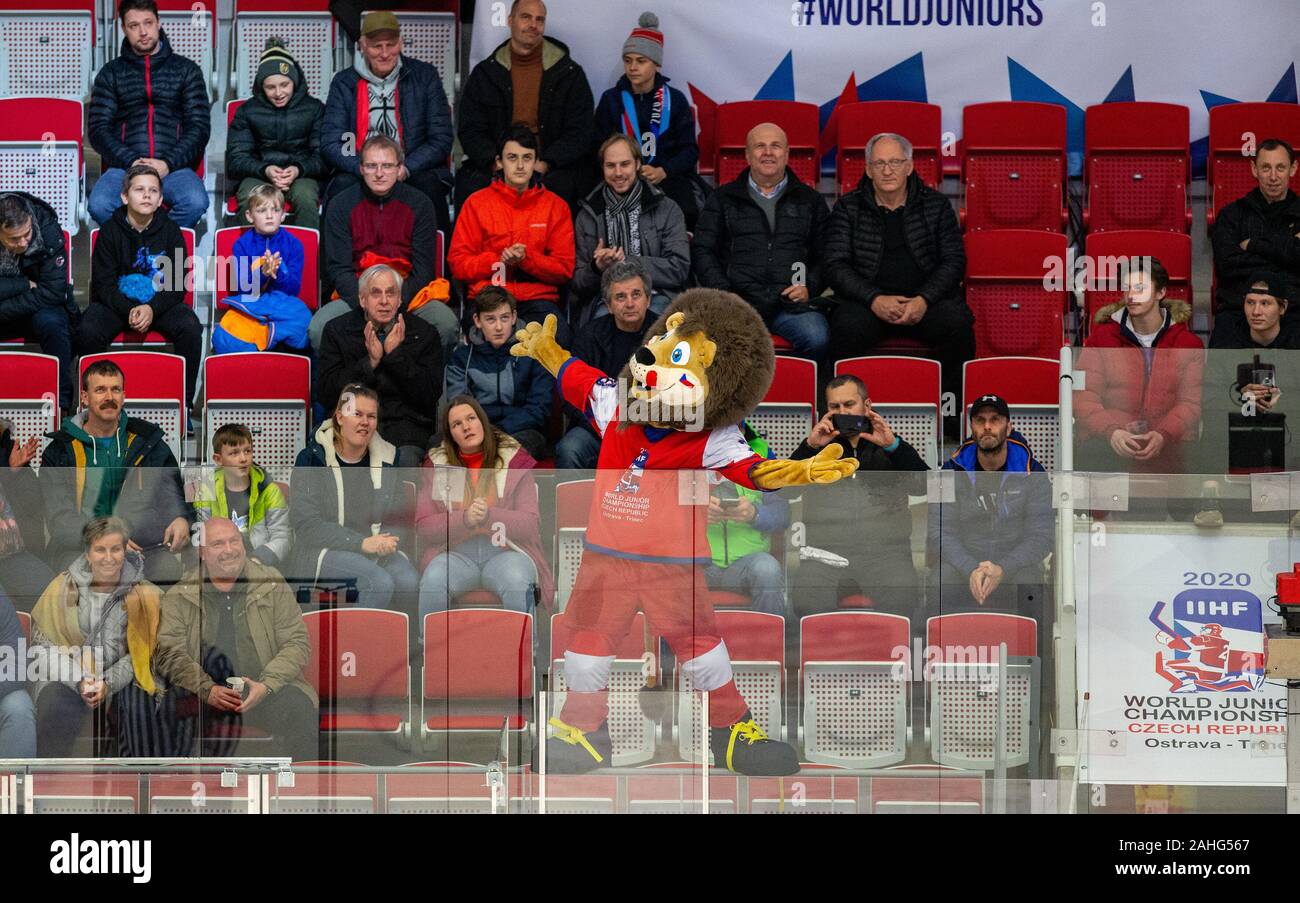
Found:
<box><xmin>670</xmin><ymin>341</ymin><xmax>691</xmax><ymax>366</ymax></box>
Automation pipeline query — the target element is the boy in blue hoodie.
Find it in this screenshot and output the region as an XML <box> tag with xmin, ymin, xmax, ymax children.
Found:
<box><xmin>444</xmin><ymin>287</ymin><xmax>554</xmax><ymax>461</ymax></box>
<box><xmin>214</xmin><ymin>183</ymin><xmax>310</xmax><ymax>354</ymax></box>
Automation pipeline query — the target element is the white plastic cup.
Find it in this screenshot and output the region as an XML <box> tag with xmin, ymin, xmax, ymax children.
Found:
<box><xmin>226</xmin><ymin>677</ymin><xmax>246</xmax><ymax>698</ymax></box>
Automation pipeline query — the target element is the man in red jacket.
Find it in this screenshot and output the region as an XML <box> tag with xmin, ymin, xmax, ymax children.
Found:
<box><xmin>448</xmin><ymin>125</ymin><xmax>576</xmax><ymax>347</ymax></box>
<box><xmin>1074</xmin><ymin>258</ymin><xmax>1204</xmax><ymax>475</ymax></box>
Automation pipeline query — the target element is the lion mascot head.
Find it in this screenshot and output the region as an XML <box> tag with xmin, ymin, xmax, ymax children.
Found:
<box><xmin>616</xmin><ymin>288</ymin><xmax>774</xmax><ymax>431</ymax></box>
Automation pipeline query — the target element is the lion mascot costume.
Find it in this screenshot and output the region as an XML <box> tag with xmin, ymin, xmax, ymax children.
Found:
<box><xmin>512</xmin><ymin>289</ymin><xmax>856</xmax><ymax>775</ymax></box>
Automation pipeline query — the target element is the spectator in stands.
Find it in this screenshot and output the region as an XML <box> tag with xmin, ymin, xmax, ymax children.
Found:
<box><xmin>29</xmin><ymin>516</ymin><xmax>171</xmax><ymax>757</ymax></box>
<box><xmin>692</xmin><ymin>123</ymin><xmax>832</xmax><ymax>371</ymax></box>
<box><xmin>456</xmin><ymin>0</ymin><xmax>597</xmax><ymax>211</ymax></box>
<box><xmin>1074</xmin><ymin>258</ymin><xmax>1205</xmax><ymax>474</ymax></box>
<box><xmin>1210</xmin><ymin>272</ymin><xmax>1298</xmax><ymax>350</ymax></box>
<box><xmin>704</xmin><ymin>424</ymin><xmax>790</xmax><ymax>616</ymax></box>
<box><xmin>226</xmin><ymin>38</ymin><xmax>327</xmax><ymax>231</ymax></box>
<box><xmin>593</xmin><ymin>12</ymin><xmax>703</xmax><ymax>228</ymax></box>
<box><xmin>39</xmin><ymin>360</ymin><xmax>192</xmax><ymax>585</ymax></box>
<box><xmin>315</xmin><ymin>135</ymin><xmax>460</xmax><ymax>364</ymax></box>
<box><xmin>448</xmin><ymin>125</ymin><xmax>576</xmax><ymax>347</ymax></box>
<box><xmin>0</xmin><ymin>427</ymin><xmax>54</xmax><ymax>613</ymax></box>
<box><xmin>288</xmin><ymin>384</ymin><xmax>419</xmax><ymax>615</ymax></box>
<box><xmin>928</xmin><ymin>396</ymin><xmax>1053</xmax><ymax>627</ymax></box>
<box><xmin>415</xmin><ymin>395</ymin><xmax>554</xmax><ymax>627</ymax></box>
<box><xmin>788</xmin><ymin>375</ymin><xmax>927</xmax><ymax>618</ymax></box>
<box><xmin>572</xmin><ymin>134</ymin><xmax>689</xmax><ymax>320</ymax></box>
<box><xmin>87</xmin><ymin>0</ymin><xmax>210</xmax><ymax>228</ymax></box>
<box><xmin>194</xmin><ymin>424</ymin><xmax>291</xmax><ymax>570</ymax></box>
<box><xmin>555</xmin><ymin>259</ymin><xmax>656</xmax><ymax>471</ymax></box>
<box><xmin>318</xmin><ymin>264</ymin><xmax>443</xmax><ymax>466</ymax></box>
<box><xmin>321</xmin><ymin>11</ymin><xmax>453</xmax><ymax>236</ymax></box>
<box><xmin>213</xmin><ymin>184</ymin><xmax>311</xmax><ymax>355</ymax></box>
<box><xmin>0</xmin><ymin>192</ymin><xmax>78</xmax><ymax>411</ymax></box>
<box><xmin>825</xmin><ymin>133</ymin><xmax>972</xmax><ymax>406</ymax></box>
<box><xmin>0</xmin><ymin>590</ymin><xmax>35</xmax><ymax>757</ymax></box>
<box><xmin>445</xmin><ymin>287</ymin><xmax>554</xmax><ymax>462</ymax></box>
<box><xmin>80</xmin><ymin>164</ymin><xmax>204</xmax><ymax>406</ymax></box>
<box><xmin>154</xmin><ymin>517</ymin><xmax>317</xmax><ymax>761</ymax></box>
<box><xmin>1210</xmin><ymin>138</ymin><xmax>1300</xmax><ymax>331</ymax></box>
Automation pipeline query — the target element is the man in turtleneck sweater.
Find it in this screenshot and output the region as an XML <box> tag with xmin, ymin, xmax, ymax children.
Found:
<box><xmin>321</xmin><ymin>11</ymin><xmax>453</xmax><ymax>235</ymax></box>
<box><xmin>456</xmin><ymin>0</ymin><xmax>597</xmax><ymax>213</ymax></box>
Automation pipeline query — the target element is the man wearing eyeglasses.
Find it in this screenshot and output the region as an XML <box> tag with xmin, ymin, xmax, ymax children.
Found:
<box><xmin>313</xmin><ymin>134</ymin><xmax>460</xmax><ymax>364</ymax></box>
<box><xmin>824</xmin><ymin>132</ymin><xmax>973</xmax><ymax>423</ymax></box>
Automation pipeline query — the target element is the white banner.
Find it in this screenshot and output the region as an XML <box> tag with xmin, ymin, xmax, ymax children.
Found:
<box><xmin>1078</xmin><ymin>530</ymin><xmax>1293</xmax><ymax>786</ymax></box>
<box><xmin>470</xmin><ymin>0</ymin><xmax>1299</xmax><ymax>173</ymax></box>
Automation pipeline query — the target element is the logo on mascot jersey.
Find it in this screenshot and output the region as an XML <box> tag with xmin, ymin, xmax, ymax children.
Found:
<box><xmin>614</xmin><ymin>448</ymin><xmax>649</xmax><ymax>494</ymax></box>
<box><xmin>1149</xmin><ymin>589</ymin><xmax>1266</xmax><ymax>693</ymax></box>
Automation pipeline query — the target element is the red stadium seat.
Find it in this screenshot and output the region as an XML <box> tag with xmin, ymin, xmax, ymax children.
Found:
<box><xmin>964</xmin><ymin>229</ymin><xmax>1067</xmax><ymax>359</ymax></box>
<box><xmin>549</xmin><ymin>610</ymin><xmax>658</xmax><ymax>766</ymax></box>
<box><xmin>1207</xmin><ymin>102</ymin><xmax>1300</xmax><ymax>230</ymax></box>
<box><xmin>79</xmin><ymin>351</ymin><xmax>186</xmax><ymax>462</ymax></box>
<box><xmin>554</xmin><ymin>478</ymin><xmax>594</xmax><ymax>610</ymax></box>
<box><xmin>835</xmin><ymin>356</ymin><xmax>942</xmax><ymax>467</ymax></box>
<box><xmin>89</xmin><ymin>226</ymin><xmax>196</xmax><ymax>346</ymax></box>
<box><xmin>799</xmin><ymin>611</ymin><xmax>910</xmax><ymax>768</ymax></box>
<box><xmin>304</xmin><ymin>609</ymin><xmax>412</xmax><ymax>738</ymax></box>
<box><xmin>925</xmin><ymin>612</ymin><xmax>1039</xmax><ymax>771</ymax></box>
<box><xmin>747</xmin><ymin>764</ymin><xmax>862</xmax><ymax>814</ymax></box>
<box><xmin>0</xmin><ymin>1</ymin><xmax>95</xmax><ymax>101</ymax></box>
<box><xmin>270</xmin><ymin>761</ymin><xmax>381</xmax><ymax>814</ymax></box>
<box><xmin>27</xmin><ymin>772</ymin><xmax>139</xmax><ymax>814</ymax></box>
<box><xmin>751</xmin><ymin>356</ymin><xmax>816</xmax><ymax>458</ymax></box>
<box><xmin>960</xmin><ymin>102</ymin><xmax>1067</xmax><ymax>232</ymax></box>
<box><xmin>676</xmin><ymin>610</ymin><xmax>785</xmax><ymax>762</ymax></box>
<box><xmin>0</xmin><ymin>97</ymin><xmax>86</xmax><ymax>235</ymax></box>
<box><xmin>421</xmin><ymin>609</ymin><xmax>534</xmax><ymax>740</ymax></box>
<box><xmin>961</xmin><ymin>356</ymin><xmax>1059</xmax><ymax>469</ymax></box>
<box><xmin>835</xmin><ymin>101</ymin><xmax>943</xmax><ymax>195</ymax></box>
<box><xmin>214</xmin><ymin>224</ymin><xmax>321</xmax><ymax>314</ymax></box>
<box><xmin>533</xmin><ymin>774</ymin><xmax>618</xmax><ymax>813</ymax></box>
<box><xmin>202</xmin><ymin>351</ymin><xmax>311</xmax><ymax>480</ymax></box>
<box><xmin>1084</xmin><ymin>102</ymin><xmax>1191</xmax><ymax>233</ymax></box>
<box><xmin>868</xmin><ymin>763</ymin><xmax>984</xmax><ymax>813</ymax></box>
<box><xmin>147</xmin><ymin>772</ymin><xmax>257</xmax><ymax>814</ymax></box>
<box><xmin>0</xmin><ymin>351</ymin><xmax>61</xmax><ymax>462</ymax></box>
<box><xmin>385</xmin><ymin>761</ymin><xmax>526</xmax><ymax>814</ymax></box>
<box><xmin>715</xmin><ymin>100</ymin><xmax>820</xmax><ymax>187</ymax></box>
<box><xmin>626</xmin><ymin>764</ymin><xmax>739</xmax><ymax>814</ymax></box>
<box><xmin>232</xmin><ymin>0</ymin><xmax>336</xmax><ymax>100</ymax></box>
<box><xmin>1082</xmin><ymin>230</ymin><xmax>1193</xmax><ymax>330</ymax></box>
<box><xmin>223</xmin><ymin>100</ymin><xmax>247</xmax><ymax>217</ymax></box>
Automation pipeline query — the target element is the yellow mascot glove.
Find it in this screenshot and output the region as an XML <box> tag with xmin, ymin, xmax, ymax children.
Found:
<box><xmin>750</xmin><ymin>443</ymin><xmax>859</xmax><ymax>490</ymax></box>
<box><xmin>510</xmin><ymin>313</ymin><xmax>571</xmax><ymax>378</ymax></box>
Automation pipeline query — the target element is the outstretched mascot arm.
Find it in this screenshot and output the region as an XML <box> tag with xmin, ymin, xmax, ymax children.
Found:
<box><xmin>510</xmin><ymin>314</ymin><xmax>571</xmax><ymax>377</ymax></box>
<box><xmin>751</xmin><ymin>444</ymin><xmax>858</xmax><ymax>490</ymax></box>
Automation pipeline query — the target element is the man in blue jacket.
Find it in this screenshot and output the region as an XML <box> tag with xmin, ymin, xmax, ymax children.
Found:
<box><xmin>320</xmin><ymin>11</ymin><xmax>453</xmax><ymax>237</ymax></box>
<box><xmin>87</xmin><ymin>0</ymin><xmax>211</xmax><ymax>227</ymax></box>
<box><xmin>929</xmin><ymin>394</ymin><xmax>1053</xmax><ymax>621</ymax></box>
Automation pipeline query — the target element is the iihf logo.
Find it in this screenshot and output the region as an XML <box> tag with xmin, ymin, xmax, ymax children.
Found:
<box><xmin>1150</xmin><ymin>589</ymin><xmax>1266</xmax><ymax>693</ymax></box>
<box><xmin>614</xmin><ymin>448</ymin><xmax>649</xmax><ymax>494</ymax></box>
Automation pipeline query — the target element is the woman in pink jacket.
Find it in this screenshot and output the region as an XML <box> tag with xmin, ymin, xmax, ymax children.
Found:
<box><xmin>415</xmin><ymin>395</ymin><xmax>555</xmax><ymax>630</ymax></box>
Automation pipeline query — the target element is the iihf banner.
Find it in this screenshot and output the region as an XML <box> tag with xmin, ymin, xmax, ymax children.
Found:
<box><xmin>1077</xmin><ymin>532</ymin><xmax>1291</xmax><ymax>786</ymax></box>
<box><xmin>470</xmin><ymin>0</ymin><xmax>1299</xmax><ymax>175</ymax></box>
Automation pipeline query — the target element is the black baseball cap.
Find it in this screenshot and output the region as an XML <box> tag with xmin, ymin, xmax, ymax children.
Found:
<box><xmin>1245</xmin><ymin>271</ymin><xmax>1288</xmax><ymax>303</ymax></box>
<box><xmin>969</xmin><ymin>394</ymin><xmax>1010</xmax><ymax>420</ymax></box>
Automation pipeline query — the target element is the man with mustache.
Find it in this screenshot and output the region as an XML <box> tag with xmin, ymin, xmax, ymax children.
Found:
<box><xmin>38</xmin><ymin>360</ymin><xmax>192</xmax><ymax>586</ymax></box>
<box><xmin>155</xmin><ymin>516</ymin><xmax>317</xmax><ymax>760</ymax></box>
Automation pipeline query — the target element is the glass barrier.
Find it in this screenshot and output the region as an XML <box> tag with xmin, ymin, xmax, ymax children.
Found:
<box><xmin>0</xmin><ymin>450</ymin><xmax>1292</xmax><ymax>813</ymax></box>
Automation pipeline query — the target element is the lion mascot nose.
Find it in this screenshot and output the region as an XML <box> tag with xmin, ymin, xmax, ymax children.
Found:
<box><xmin>634</xmin><ymin>347</ymin><xmax>656</xmax><ymax>366</ymax></box>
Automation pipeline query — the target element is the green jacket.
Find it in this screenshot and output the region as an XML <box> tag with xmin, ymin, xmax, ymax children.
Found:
<box><xmin>706</xmin><ymin>431</ymin><xmax>791</xmax><ymax>568</ymax></box>
<box><xmin>154</xmin><ymin>560</ymin><xmax>316</xmax><ymax>706</ymax></box>
<box><xmin>194</xmin><ymin>464</ymin><xmax>291</xmax><ymax>568</ymax></box>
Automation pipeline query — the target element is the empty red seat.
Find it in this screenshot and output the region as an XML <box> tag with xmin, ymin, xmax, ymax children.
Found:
<box><xmin>1084</xmin><ymin>102</ymin><xmax>1191</xmax><ymax>233</ymax></box>
<box><xmin>422</xmin><ymin>609</ymin><xmax>534</xmax><ymax>737</ymax></box>
<box><xmin>304</xmin><ymin>608</ymin><xmax>411</xmax><ymax>735</ymax></box>
<box><xmin>964</xmin><ymin>230</ymin><xmax>1067</xmax><ymax>359</ymax></box>
<box><xmin>961</xmin><ymin>102</ymin><xmax>1067</xmax><ymax>232</ymax></box>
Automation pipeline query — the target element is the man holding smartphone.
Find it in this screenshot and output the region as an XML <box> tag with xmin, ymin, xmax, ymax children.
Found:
<box><xmin>788</xmin><ymin>375</ymin><xmax>927</xmax><ymax>618</ymax></box>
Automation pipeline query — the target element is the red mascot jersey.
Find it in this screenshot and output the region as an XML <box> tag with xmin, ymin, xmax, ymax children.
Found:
<box><xmin>557</xmin><ymin>356</ymin><xmax>765</xmax><ymax>565</ymax></box>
